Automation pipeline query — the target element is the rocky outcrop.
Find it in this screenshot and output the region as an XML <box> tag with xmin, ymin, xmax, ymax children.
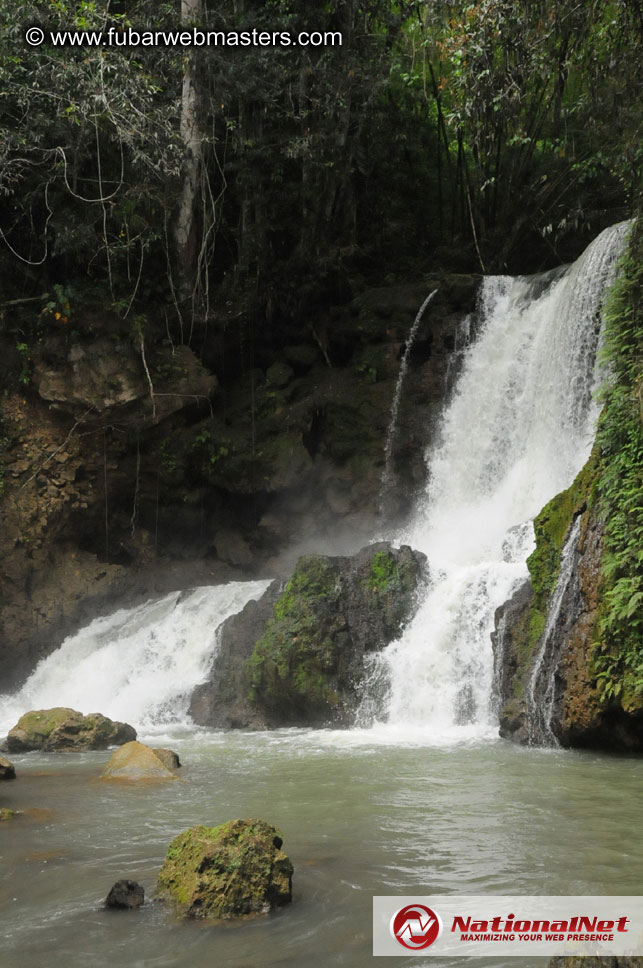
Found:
<box><xmin>189</xmin><ymin>542</ymin><xmax>426</xmax><ymax>728</ymax></box>
<box><xmin>156</xmin><ymin>819</ymin><xmax>293</xmax><ymax>919</ymax></box>
<box><xmin>493</xmin><ymin>457</ymin><xmax>643</xmax><ymax>751</ymax></box>
<box><xmin>105</xmin><ymin>880</ymin><xmax>145</xmax><ymax>910</ymax></box>
<box><xmin>0</xmin><ymin>755</ymin><xmax>16</xmax><ymax>780</ymax></box>
<box><xmin>100</xmin><ymin>741</ymin><xmax>179</xmax><ymax>781</ymax></box>
<box><xmin>33</xmin><ymin>339</ymin><xmax>216</xmax><ymax>423</ymax></box>
<box><xmin>7</xmin><ymin>708</ymin><xmax>136</xmax><ymax>753</ymax></box>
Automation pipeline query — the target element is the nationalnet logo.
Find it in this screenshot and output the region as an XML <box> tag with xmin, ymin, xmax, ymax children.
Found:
<box><xmin>390</xmin><ymin>904</ymin><xmax>442</xmax><ymax>950</ymax></box>
<box><xmin>374</xmin><ymin>896</ymin><xmax>643</xmax><ymax>957</ymax></box>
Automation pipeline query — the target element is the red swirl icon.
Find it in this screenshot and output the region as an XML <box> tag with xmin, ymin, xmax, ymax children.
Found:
<box><xmin>390</xmin><ymin>903</ymin><xmax>442</xmax><ymax>950</ymax></box>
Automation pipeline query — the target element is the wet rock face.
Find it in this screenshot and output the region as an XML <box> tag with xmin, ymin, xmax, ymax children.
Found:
<box><xmin>493</xmin><ymin>507</ymin><xmax>643</xmax><ymax>752</ymax></box>
<box><xmin>190</xmin><ymin>542</ymin><xmax>426</xmax><ymax>729</ymax></box>
<box><xmin>105</xmin><ymin>880</ymin><xmax>145</xmax><ymax>910</ymax></box>
<box><xmin>6</xmin><ymin>708</ymin><xmax>136</xmax><ymax>753</ymax></box>
<box><xmin>156</xmin><ymin>819</ymin><xmax>293</xmax><ymax>919</ymax></box>
<box><xmin>491</xmin><ymin>578</ymin><xmax>534</xmax><ymax>744</ymax></box>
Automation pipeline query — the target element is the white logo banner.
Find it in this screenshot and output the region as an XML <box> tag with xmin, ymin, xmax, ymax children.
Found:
<box><xmin>373</xmin><ymin>895</ymin><xmax>643</xmax><ymax>957</ymax></box>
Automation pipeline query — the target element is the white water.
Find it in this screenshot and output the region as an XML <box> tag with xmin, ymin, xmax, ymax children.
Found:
<box><xmin>526</xmin><ymin>515</ymin><xmax>582</xmax><ymax>746</ymax></box>
<box><xmin>378</xmin><ymin>288</ymin><xmax>438</xmax><ymax>510</ymax></box>
<box><xmin>0</xmin><ymin>581</ymin><xmax>269</xmax><ymax>736</ymax></box>
<box><xmin>373</xmin><ymin>221</ymin><xmax>629</xmax><ymax>739</ymax></box>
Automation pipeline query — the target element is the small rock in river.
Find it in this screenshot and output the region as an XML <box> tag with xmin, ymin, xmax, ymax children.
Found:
<box><xmin>105</xmin><ymin>880</ymin><xmax>145</xmax><ymax>910</ymax></box>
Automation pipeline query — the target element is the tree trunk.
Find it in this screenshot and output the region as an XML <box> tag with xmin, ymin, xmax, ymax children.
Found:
<box><xmin>174</xmin><ymin>0</ymin><xmax>204</xmax><ymax>307</ymax></box>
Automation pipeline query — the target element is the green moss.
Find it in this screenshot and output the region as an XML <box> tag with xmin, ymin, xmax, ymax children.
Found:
<box><xmin>273</xmin><ymin>556</ymin><xmax>336</xmax><ymax>620</ymax></box>
<box><xmin>157</xmin><ymin>819</ymin><xmax>292</xmax><ymax>919</ymax></box>
<box><xmin>591</xmin><ymin>218</ymin><xmax>643</xmax><ymax>709</ymax></box>
<box><xmin>245</xmin><ymin>555</ymin><xmax>344</xmax><ymax>716</ymax></box>
<box><xmin>366</xmin><ymin>550</ymin><xmax>399</xmax><ymax>593</ymax></box>
<box><xmin>13</xmin><ymin>707</ymin><xmax>76</xmax><ymax>741</ymax></box>
<box><xmin>527</xmin><ymin>452</ymin><xmax>598</xmax><ymax>612</ymax></box>
<box><xmin>500</xmin><ymin>454</ymin><xmax>599</xmax><ymax>704</ymax></box>
<box><xmin>244</xmin><ymin>546</ymin><xmax>423</xmax><ymax>722</ymax></box>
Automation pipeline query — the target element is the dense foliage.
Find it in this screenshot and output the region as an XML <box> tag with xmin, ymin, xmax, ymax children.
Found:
<box><xmin>0</xmin><ymin>0</ymin><xmax>640</xmax><ymax>345</ymax></box>
<box><xmin>593</xmin><ymin>219</ymin><xmax>643</xmax><ymax>708</ymax></box>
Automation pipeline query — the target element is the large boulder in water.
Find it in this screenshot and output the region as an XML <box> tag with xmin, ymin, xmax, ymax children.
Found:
<box><xmin>189</xmin><ymin>542</ymin><xmax>426</xmax><ymax>728</ymax></box>
<box><xmin>156</xmin><ymin>819</ymin><xmax>293</xmax><ymax>919</ymax></box>
<box><xmin>7</xmin><ymin>708</ymin><xmax>136</xmax><ymax>752</ymax></box>
<box><xmin>101</xmin><ymin>741</ymin><xmax>179</xmax><ymax>781</ymax></box>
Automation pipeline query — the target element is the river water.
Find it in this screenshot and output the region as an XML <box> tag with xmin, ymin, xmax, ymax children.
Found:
<box><xmin>2</xmin><ymin>732</ymin><xmax>642</xmax><ymax>968</ymax></box>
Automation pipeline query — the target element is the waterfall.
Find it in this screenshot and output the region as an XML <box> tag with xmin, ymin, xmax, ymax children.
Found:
<box><xmin>0</xmin><ymin>224</ymin><xmax>628</xmax><ymax>746</ymax></box>
<box><xmin>378</xmin><ymin>289</ymin><xmax>438</xmax><ymax>513</ymax></box>
<box><xmin>369</xmin><ymin>221</ymin><xmax>629</xmax><ymax>740</ymax></box>
<box><xmin>526</xmin><ymin>516</ymin><xmax>582</xmax><ymax>746</ymax></box>
<box><xmin>0</xmin><ymin>581</ymin><xmax>269</xmax><ymax>736</ymax></box>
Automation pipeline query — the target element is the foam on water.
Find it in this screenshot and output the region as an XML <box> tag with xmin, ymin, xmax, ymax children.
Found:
<box><xmin>0</xmin><ymin>581</ymin><xmax>269</xmax><ymax>735</ymax></box>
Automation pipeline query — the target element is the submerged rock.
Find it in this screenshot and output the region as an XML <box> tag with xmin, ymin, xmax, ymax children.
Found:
<box><xmin>101</xmin><ymin>741</ymin><xmax>179</xmax><ymax>781</ymax></box>
<box><xmin>7</xmin><ymin>708</ymin><xmax>136</xmax><ymax>753</ymax></box>
<box><xmin>156</xmin><ymin>819</ymin><xmax>293</xmax><ymax>919</ymax></box>
<box><xmin>0</xmin><ymin>808</ymin><xmax>20</xmax><ymax>821</ymax></box>
<box><xmin>0</xmin><ymin>755</ymin><xmax>16</xmax><ymax>780</ymax></box>
<box><xmin>190</xmin><ymin>542</ymin><xmax>426</xmax><ymax>728</ymax></box>
<box><xmin>105</xmin><ymin>879</ymin><xmax>145</xmax><ymax>910</ymax></box>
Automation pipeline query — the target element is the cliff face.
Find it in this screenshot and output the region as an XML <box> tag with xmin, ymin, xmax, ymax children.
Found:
<box><xmin>0</xmin><ymin>276</ymin><xmax>476</xmax><ymax>691</ymax></box>
<box><xmin>493</xmin><ymin>463</ymin><xmax>643</xmax><ymax>751</ymax></box>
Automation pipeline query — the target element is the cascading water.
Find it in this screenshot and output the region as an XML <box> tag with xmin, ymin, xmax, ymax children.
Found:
<box><xmin>369</xmin><ymin>221</ymin><xmax>629</xmax><ymax>741</ymax></box>
<box><xmin>0</xmin><ymin>224</ymin><xmax>629</xmax><ymax>746</ymax></box>
<box><xmin>378</xmin><ymin>289</ymin><xmax>438</xmax><ymax>512</ymax></box>
<box><xmin>0</xmin><ymin>581</ymin><xmax>269</xmax><ymax>736</ymax></box>
<box><xmin>526</xmin><ymin>515</ymin><xmax>582</xmax><ymax>746</ymax></box>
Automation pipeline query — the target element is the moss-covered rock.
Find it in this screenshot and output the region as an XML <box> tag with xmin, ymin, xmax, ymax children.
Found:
<box><xmin>190</xmin><ymin>542</ymin><xmax>426</xmax><ymax>728</ymax></box>
<box><xmin>7</xmin><ymin>708</ymin><xmax>136</xmax><ymax>753</ymax></box>
<box><xmin>527</xmin><ymin>452</ymin><xmax>599</xmax><ymax>615</ymax></box>
<box><xmin>156</xmin><ymin>819</ymin><xmax>293</xmax><ymax>919</ymax></box>
<box><xmin>0</xmin><ymin>808</ymin><xmax>20</xmax><ymax>821</ymax></box>
<box><xmin>100</xmin><ymin>741</ymin><xmax>179</xmax><ymax>781</ymax></box>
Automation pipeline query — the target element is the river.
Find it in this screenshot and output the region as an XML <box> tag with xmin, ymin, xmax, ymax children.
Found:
<box><xmin>2</xmin><ymin>731</ymin><xmax>642</xmax><ymax>968</ymax></box>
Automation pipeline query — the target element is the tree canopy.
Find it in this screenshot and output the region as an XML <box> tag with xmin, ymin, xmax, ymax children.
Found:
<box><xmin>0</xmin><ymin>0</ymin><xmax>640</xmax><ymax>339</ymax></box>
